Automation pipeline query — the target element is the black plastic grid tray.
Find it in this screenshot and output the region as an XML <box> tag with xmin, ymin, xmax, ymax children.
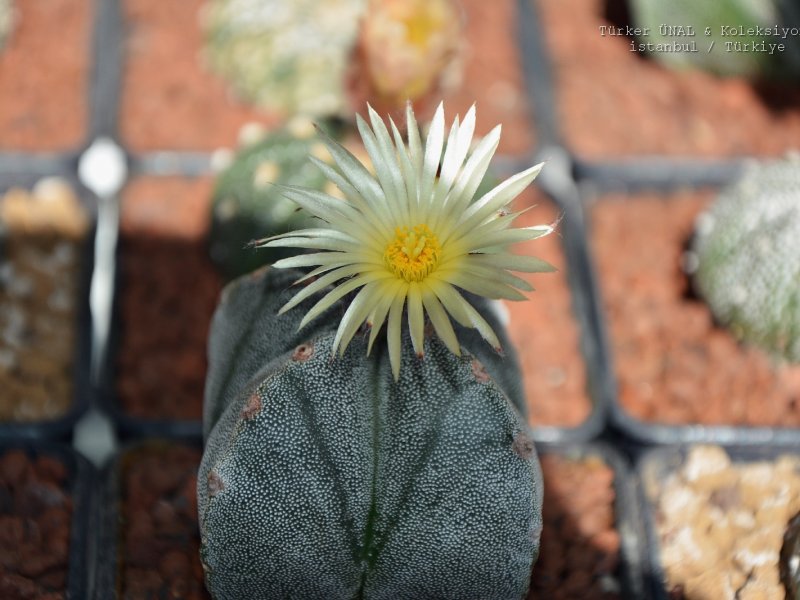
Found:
<box><xmin>575</xmin><ymin>181</ymin><xmax>800</xmax><ymax>446</ymax></box>
<box><xmin>537</xmin><ymin>440</ymin><xmax>649</xmax><ymax>599</ymax></box>
<box><xmin>4</xmin><ymin>0</ymin><xmax>800</xmax><ymax>593</ymax></box>
<box><xmin>81</xmin><ymin>0</ymin><xmax>608</xmax><ymax>443</ymax></box>
<box><xmin>516</xmin><ymin>0</ymin><xmax>799</xmax><ymax>186</ymax></box>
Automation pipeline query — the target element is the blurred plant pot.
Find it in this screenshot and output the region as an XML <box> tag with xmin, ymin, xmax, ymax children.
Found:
<box><xmin>588</xmin><ymin>190</ymin><xmax>800</xmax><ymax>444</ymax></box>
<box><xmin>639</xmin><ymin>444</ymin><xmax>800</xmax><ymax>599</ymax></box>
<box><xmin>529</xmin><ymin>442</ymin><xmax>645</xmax><ymax>599</ymax></box>
<box><xmin>95</xmin><ymin>439</ymin><xmax>209</xmax><ymax>599</ymax></box>
<box><xmin>503</xmin><ymin>190</ymin><xmax>604</xmax><ymax>443</ymax></box>
<box><xmin>0</xmin><ymin>178</ymin><xmax>93</xmax><ymax>440</ymax></box>
<box><xmin>118</xmin><ymin>0</ymin><xmax>534</xmax><ymax>155</ymax></box>
<box><xmin>0</xmin><ymin>442</ymin><xmax>91</xmax><ymax>598</ymax></box>
<box><xmin>0</xmin><ymin>0</ymin><xmax>92</xmax><ymax>151</ymax></box>
<box><xmin>533</xmin><ymin>0</ymin><xmax>800</xmax><ymax>160</ymax></box>
<box><xmin>100</xmin><ymin>176</ymin><xmax>222</xmax><ymax>438</ymax></box>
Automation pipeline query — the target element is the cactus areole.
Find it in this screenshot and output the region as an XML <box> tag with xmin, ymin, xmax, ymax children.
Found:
<box><xmin>199</xmin><ymin>267</ymin><xmax>543</xmax><ymax>598</ymax></box>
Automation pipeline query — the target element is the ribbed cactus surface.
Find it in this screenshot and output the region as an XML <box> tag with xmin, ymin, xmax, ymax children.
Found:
<box><xmin>692</xmin><ymin>155</ymin><xmax>800</xmax><ymax>362</ymax></box>
<box><xmin>198</xmin><ymin>267</ymin><xmax>542</xmax><ymax>599</ymax></box>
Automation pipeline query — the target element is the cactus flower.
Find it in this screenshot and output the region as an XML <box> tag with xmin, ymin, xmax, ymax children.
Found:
<box><xmin>256</xmin><ymin>102</ymin><xmax>554</xmax><ymax>378</ymax></box>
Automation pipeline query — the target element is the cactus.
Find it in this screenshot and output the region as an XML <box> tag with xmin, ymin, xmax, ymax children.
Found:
<box><xmin>628</xmin><ymin>0</ymin><xmax>800</xmax><ymax>78</ymax></box>
<box><xmin>782</xmin><ymin>510</ymin><xmax>800</xmax><ymax>599</ymax></box>
<box><xmin>691</xmin><ymin>155</ymin><xmax>800</xmax><ymax>362</ymax></box>
<box><xmin>351</xmin><ymin>0</ymin><xmax>462</xmax><ymax>112</ymax></box>
<box><xmin>198</xmin><ymin>267</ymin><xmax>542</xmax><ymax>599</ymax></box>
<box><xmin>208</xmin><ymin>120</ymin><xmax>336</xmax><ymax>279</ymax></box>
<box><xmin>202</xmin><ymin>0</ymin><xmax>367</xmax><ymax>117</ymax></box>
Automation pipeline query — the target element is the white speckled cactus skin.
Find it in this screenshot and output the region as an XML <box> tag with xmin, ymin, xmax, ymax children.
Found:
<box><xmin>693</xmin><ymin>155</ymin><xmax>800</xmax><ymax>362</ymax></box>
<box><xmin>198</xmin><ymin>267</ymin><xmax>542</xmax><ymax>599</ymax></box>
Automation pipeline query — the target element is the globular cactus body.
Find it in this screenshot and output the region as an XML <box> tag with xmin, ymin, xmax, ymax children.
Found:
<box><xmin>629</xmin><ymin>0</ymin><xmax>800</xmax><ymax>78</ymax></box>
<box><xmin>202</xmin><ymin>0</ymin><xmax>366</xmax><ymax>116</ymax></box>
<box><xmin>208</xmin><ymin>124</ymin><xmax>332</xmax><ymax>279</ymax></box>
<box><xmin>198</xmin><ymin>267</ymin><xmax>542</xmax><ymax>599</ymax></box>
<box><xmin>692</xmin><ymin>155</ymin><xmax>800</xmax><ymax>362</ymax></box>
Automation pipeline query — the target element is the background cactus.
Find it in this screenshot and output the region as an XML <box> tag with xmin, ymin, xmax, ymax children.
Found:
<box><xmin>202</xmin><ymin>0</ymin><xmax>366</xmax><ymax>117</ymax></box>
<box><xmin>0</xmin><ymin>0</ymin><xmax>14</xmax><ymax>50</ymax></box>
<box><xmin>628</xmin><ymin>0</ymin><xmax>800</xmax><ymax>78</ymax></box>
<box><xmin>198</xmin><ymin>267</ymin><xmax>542</xmax><ymax>599</ymax></box>
<box><xmin>349</xmin><ymin>0</ymin><xmax>462</xmax><ymax>113</ymax></box>
<box><xmin>691</xmin><ymin>155</ymin><xmax>800</xmax><ymax>363</ymax></box>
<box><xmin>208</xmin><ymin>120</ymin><xmax>337</xmax><ymax>279</ymax></box>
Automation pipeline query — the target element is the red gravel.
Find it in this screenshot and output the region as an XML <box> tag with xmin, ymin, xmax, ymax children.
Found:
<box><xmin>118</xmin><ymin>443</ymin><xmax>209</xmax><ymax>599</ymax></box>
<box><xmin>0</xmin><ymin>0</ymin><xmax>91</xmax><ymax>151</ymax></box>
<box><xmin>119</xmin><ymin>0</ymin><xmax>534</xmax><ymax>154</ymax></box>
<box><xmin>0</xmin><ymin>449</ymin><xmax>73</xmax><ymax>599</ymax></box>
<box><xmin>529</xmin><ymin>453</ymin><xmax>621</xmax><ymax>599</ymax></box>
<box><xmin>590</xmin><ymin>192</ymin><xmax>800</xmax><ymax>426</ymax></box>
<box><xmin>507</xmin><ymin>192</ymin><xmax>592</xmax><ymax>428</ymax></box>
<box><xmin>115</xmin><ymin>177</ymin><xmax>222</xmax><ymax>421</ymax></box>
<box><xmin>537</xmin><ymin>0</ymin><xmax>800</xmax><ymax>158</ymax></box>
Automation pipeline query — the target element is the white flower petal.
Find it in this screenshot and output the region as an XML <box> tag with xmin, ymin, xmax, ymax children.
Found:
<box><xmin>407</xmin><ymin>283</ymin><xmax>425</xmax><ymax>357</ymax></box>
<box><xmin>315</xmin><ymin>127</ymin><xmax>386</xmax><ymax>208</ymax></box>
<box><xmin>367</xmin><ymin>279</ymin><xmax>404</xmax><ymax>355</ymax></box>
<box><xmin>308</xmin><ymin>156</ymin><xmax>393</xmax><ymax>239</ymax></box>
<box><xmin>406</xmin><ymin>102</ymin><xmax>424</xmax><ymax>188</ymax></box>
<box><xmin>387</xmin><ymin>290</ymin><xmax>406</xmax><ymax>380</ymax></box>
<box><xmin>433</xmin><ymin>134</ymin><xmax>502</xmax><ymax>236</ymax></box>
<box><xmin>440</xmin><ymin>270</ymin><xmax>528</xmax><ymax>301</ymax></box>
<box><xmin>332</xmin><ymin>282</ymin><xmax>380</xmax><ymax>356</ymax></box>
<box><xmin>425</xmin><ymin>278</ymin><xmax>472</xmax><ymax>327</ymax></box>
<box><xmin>274</xmin><ymin>185</ymin><xmax>377</xmax><ymax>237</ymax></box>
<box><xmin>421</xmin><ymin>285</ymin><xmax>461</xmax><ymax>356</ymax></box>
<box><xmin>278</xmin><ymin>264</ymin><xmax>365</xmax><ymax>314</ymax></box>
<box><xmin>260</xmin><ymin>236</ymin><xmax>361</xmax><ymax>253</ymax></box>
<box><xmin>357</xmin><ymin>113</ymin><xmax>404</xmax><ymax>225</ymax></box>
<box><xmin>419</xmin><ymin>102</ymin><xmax>445</xmax><ymax>214</ymax></box>
<box><xmin>300</xmin><ymin>271</ymin><xmax>392</xmax><ymax>329</ymax></box>
<box><xmin>466</xmin><ymin>252</ymin><xmax>557</xmax><ymax>273</ymax></box>
<box><xmin>272</xmin><ymin>251</ymin><xmax>368</xmax><ymax>270</ymax></box>
<box><xmin>434</xmin><ymin>114</ymin><xmax>460</xmax><ymax>203</ymax></box>
<box><xmin>428</xmin><ymin>277</ymin><xmax>501</xmax><ymax>350</ymax></box>
<box><xmin>445</xmin><ymin>162</ymin><xmax>544</xmax><ymax>244</ymax></box>
<box><xmin>461</xmin><ymin>227</ymin><xmax>555</xmax><ymax>252</ymax></box>
<box><xmin>367</xmin><ymin>105</ymin><xmax>408</xmax><ymax>218</ymax></box>
<box><xmin>390</xmin><ymin>117</ymin><xmax>419</xmax><ymax>223</ymax></box>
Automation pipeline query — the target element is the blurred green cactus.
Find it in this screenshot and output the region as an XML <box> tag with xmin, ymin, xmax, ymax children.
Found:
<box><xmin>0</xmin><ymin>0</ymin><xmax>14</xmax><ymax>50</ymax></box>
<box><xmin>208</xmin><ymin>120</ymin><xmax>341</xmax><ymax>279</ymax></box>
<box><xmin>198</xmin><ymin>267</ymin><xmax>543</xmax><ymax>598</ymax></box>
<box><xmin>202</xmin><ymin>0</ymin><xmax>366</xmax><ymax>117</ymax></box>
<box><xmin>692</xmin><ymin>155</ymin><xmax>800</xmax><ymax>362</ymax></box>
<box><xmin>628</xmin><ymin>0</ymin><xmax>800</xmax><ymax>78</ymax></box>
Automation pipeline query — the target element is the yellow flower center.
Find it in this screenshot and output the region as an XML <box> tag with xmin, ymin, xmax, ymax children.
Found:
<box><xmin>384</xmin><ymin>224</ymin><xmax>441</xmax><ymax>282</ymax></box>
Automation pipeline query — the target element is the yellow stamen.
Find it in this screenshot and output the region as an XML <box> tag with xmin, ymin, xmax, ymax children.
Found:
<box><xmin>384</xmin><ymin>224</ymin><xmax>441</xmax><ymax>282</ymax></box>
